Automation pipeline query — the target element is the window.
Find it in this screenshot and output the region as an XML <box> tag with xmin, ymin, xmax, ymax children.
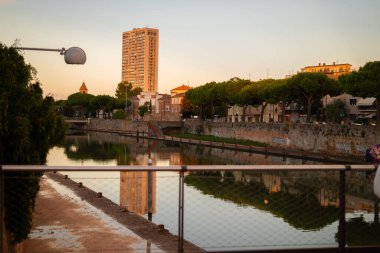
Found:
<box><xmin>350</xmin><ymin>99</ymin><xmax>357</xmax><ymax>106</ymax></box>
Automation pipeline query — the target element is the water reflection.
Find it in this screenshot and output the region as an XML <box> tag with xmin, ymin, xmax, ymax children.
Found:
<box><xmin>120</xmin><ymin>171</ymin><xmax>156</xmax><ymax>216</ymax></box>
<box><xmin>47</xmin><ymin>132</ymin><xmax>380</xmax><ymax>249</ymax></box>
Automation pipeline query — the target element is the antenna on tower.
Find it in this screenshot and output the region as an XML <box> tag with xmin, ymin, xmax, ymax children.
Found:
<box><xmin>266</xmin><ymin>69</ymin><xmax>270</xmax><ymax>79</ymax></box>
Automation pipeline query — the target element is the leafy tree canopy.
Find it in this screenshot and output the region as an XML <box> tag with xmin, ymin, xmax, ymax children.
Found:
<box><xmin>325</xmin><ymin>99</ymin><xmax>347</xmax><ymax>123</ymax></box>
<box><xmin>340</xmin><ymin>61</ymin><xmax>380</xmax><ymax>98</ymax></box>
<box><xmin>0</xmin><ymin>43</ymin><xmax>66</xmax><ymax>244</ymax></box>
<box><xmin>340</xmin><ymin>61</ymin><xmax>380</xmax><ymax>135</ymax></box>
<box><xmin>288</xmin><ymin>72</ymin><xmax>341</xmax><ymax>122</ymax></box>
<box><xmin>115</xmin><ymin>81</ymin><xmax>142</xmax><ymax>99</ymax></box>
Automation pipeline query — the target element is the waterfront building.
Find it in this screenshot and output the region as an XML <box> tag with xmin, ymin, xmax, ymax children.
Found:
<box><xmin>170</xmin><ymin>85</ymin><xmax>192</xmax><ymax>117</ymax></box>
<box><xmin>137</xmin><ymin>91</ymin><xmax>163</xmax><ymax>114</ymax></box>
<box><xmin>227</xmin><ymin>104</ymin><xmax>282</xmax><ymax>123</ymax></box>
<box><xmin>301</xmin><ymin>62</ymin><xmax>351</xmax><ymax>79</ymax></box>
<box><xmin>122</xmin><ymin>27</ymin><xmax>159</xmax><ymax>92</ymax></box>
<box><xmin>158</xmin><ymin>94</ymin><xmax>171</xmax><ymax>120</ymax></box>
<box><xmin>170</xmin><ymin>84</ymin><xmax>191</xmax><ymax>97</ymax></box>
<box><xmin>323</xmin><ymin>94</ymin><xmax>376</xmax><ymax>123</ymax></box>
<box><xmin>79</xmin><ymin>81</ymin><xmax>88</xmax><ymax>94</ymax></box>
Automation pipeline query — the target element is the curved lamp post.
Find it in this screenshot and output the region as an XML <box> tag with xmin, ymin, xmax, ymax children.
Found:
<box><xmin>14</xmin><ymin>46</ymin><xmax>86</xmax><ymax>64</ymax></box>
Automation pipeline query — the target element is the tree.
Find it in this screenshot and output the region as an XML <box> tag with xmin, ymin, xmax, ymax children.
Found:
<box><xmin>181</xmin><ymin>97</ymin><xmax>196</xmax><ymax>118</ymax></box>
<box><xmin>339</xmin><ymin>61</ymin><xmax>380</xmax><ymax>140</ymax></box>
<box><xmin>112</xmin><ymin>109</ymin><xmax>126</xmax><ymax>119</ymax></box>
<box><xmin>185</xmin><ymin>83</ymin><xmax>218</xmax><ymax>119</ymax></box>
<box><xmin>115</xmin><ymin>81</ymin><xmax>142</xmax><ymax>99</ymax></box>
<box><xmin>264</xmin><ymin>79</ymin><xmax>290</xmax><ymax>123</ymax></box>
<box><xmin>66</xmin><ymin>92</ymin><xmax>94</xmax><ymax>117</ymax></box>
<box><xmin>325</xmin><ymin>99</ymin><xmax>347</xmax><ymax>123</ymax></box>
<box><xmin>288</xmin><ymin>72</ymin><xmax>342</xmax><ymax>123</ymax></box>
<box><xmin>138</xmin><ymin>105</ymin><xmax>148</xmax><ymax>118</ymax></box>
<box><xmin>226</xmin><ymin>78</ymin><xmax>252</xmax><ymax>121</ymax></box>
<box><xmin>90</xmin><ymin>95</ymin><xmax>115</xmax><ymax>118</ymax></box>
<box><xmin>0</xmin><ymin>43</ymin><xmax>66</xmax><ymax>245</ymax></box>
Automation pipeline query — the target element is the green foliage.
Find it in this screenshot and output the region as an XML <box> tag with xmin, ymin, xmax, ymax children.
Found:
<box><xmin>340</xmin><ymin>61</ymin><xmax>380</xmax><ymax>98</ymax></box>
<box><xmin>195</xmin><ymin>125</ymin><xmax>204</xmax><ymax>135</ymax></box>
<box><xmin>0</xmin><ymin>43</ymin><xmax>66</xmax><ymax>244</ymax></box>
<box><xmin>66</xmin><ymin>92</ymin><xmax>94</xmax><ymax>117</ymax></box>
<box><xmin>342</xmin><ymin>216</ymin><xmax>380</xmax><ymax>245</ymax></box>
<box><xmin>138</xmin><ymin>105</ymin><xmax>148</xmax><ymax>118</ymax></box>
<box><xmin>185</xmin><ymin>172</ymin><xmax>338</xmax><ymax>230</ymax></box>
<box><xmin>287</xmin><ymin>72</ymin><xmax>342</xmax><ymax>122</ymax></box>
<box><xmin>115</xmin><ymin>81</ymin><xmax>142</xmax><ymax>99</ymax></box>
<box><xmin>112</xmin><ymin>109</ymin><xmax>126</xmax><ymax>119</ymax></box>
<box><xmin>340</xmin><ymin>61</ymin><xmax>380</xmax><ymax>126</ymax></box>
<box><xmin>181</xmin><ymin>97</ymin><xmax>196</xmax><ymax>118</ymax></box>
<box><xmin>325</xmin><ymin>99</ymin><xmax>347</xmax><ymax>123</ymax></box>
<box><xmin>90</xmin><ymin>95</ymin><xmax>115</xmax><ymax>119</ymax></box>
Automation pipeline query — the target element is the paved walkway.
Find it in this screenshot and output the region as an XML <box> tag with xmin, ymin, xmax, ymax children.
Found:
<box><xmin>24</xmin><ymin>176</ymin><xmax>163</xmax><ymax>253</ymax></box>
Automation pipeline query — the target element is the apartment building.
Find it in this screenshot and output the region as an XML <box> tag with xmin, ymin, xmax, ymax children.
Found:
<box><xmin>301</xmin><ymin>62</ymin><xmax>351</xmax><ymax>79</ymax></box>
<box><xmin>122</xmin><ymin>27</ymin><xmax>159</xmax><ymax>92</ymax></box>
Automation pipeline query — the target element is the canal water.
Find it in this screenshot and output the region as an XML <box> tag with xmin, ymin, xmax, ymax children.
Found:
<box><xmin>46</xmin><ymin>131</ymin><xmax>380</xmax><ymax>251</ymax></box>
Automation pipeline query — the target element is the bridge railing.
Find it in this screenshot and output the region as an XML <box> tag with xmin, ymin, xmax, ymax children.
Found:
<box><xmin>1</xmin><ymin>164</ymin><xmax>380</xmax><ymax>253</ymax></box>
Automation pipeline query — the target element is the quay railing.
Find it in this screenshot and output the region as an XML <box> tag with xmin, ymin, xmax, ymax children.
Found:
<box><xmin>1</xmin><ymin>164</ymin><xmax>380</xmax><ymax>253</ymax></box>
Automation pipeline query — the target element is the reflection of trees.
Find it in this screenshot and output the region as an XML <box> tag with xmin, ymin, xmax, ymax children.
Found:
<box><xmin>179</xmin><ymin>146</ymin><xmax>232</xmax><ymax>165</ymax></box>
<box><xmin>185</xmin><ymin>171</ymin><xmax>339</xmax><ymax>231</ymax></box>
<box><xmin>337</xmin><ymin>216</ymin><xmax>380</xmax><ymax>245</ymax></box>
<box><xmin>63</xmin><ymin>136</ymin><xmax>132</xmax><ymax>164</ymax></box>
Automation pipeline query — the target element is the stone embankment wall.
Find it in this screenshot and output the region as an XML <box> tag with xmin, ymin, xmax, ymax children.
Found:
<box><xmin>83</xmin><ymin>119</ymin><xmax>149</xmax><ymax>133</ymax></box>
<box><xmin>77</xmin><ymin>118</ymin><xmax>375</xmax><ymax>158</ymax></box>
<box><xmin>183</xmin><ymin>120</ymin><xmax>375</xmax><ymax>158</ymax></box>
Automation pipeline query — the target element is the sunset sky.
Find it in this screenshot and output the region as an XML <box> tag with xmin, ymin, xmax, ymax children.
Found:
<box><xmin>1</xmin><ymin>0</ymin><xmax>380</xmax><ymax>99</ymax></box>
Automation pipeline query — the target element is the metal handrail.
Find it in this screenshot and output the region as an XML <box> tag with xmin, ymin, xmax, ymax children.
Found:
<box><xmin>1</xmin><ymin>164</ymin><xmax>377</xmax><ymax>172</ymax></box>
<box><xmin>1</xmin><ymin>163</ymin><xmax>379</xmax><ymax>253</ymax></box>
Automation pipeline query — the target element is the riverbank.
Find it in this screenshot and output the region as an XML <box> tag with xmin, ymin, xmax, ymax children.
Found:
<box><xmin>76</xmin><ymin>119</ymin><xmax>374</xmax><ymax>159</ymax></box>
<box><xmin>25</xmin><ymin>172</ymin><xmax>203</xmax><ymax>253</ymax></box>
<box><xmin>116</xmin><ymin>131</ymin><xmax>364</xmax><ymax>164</ymax></box>
<box><xmin>72</xmin><ymin>119</ymin><xmax>367</xmax><ymax>163</ymax></box>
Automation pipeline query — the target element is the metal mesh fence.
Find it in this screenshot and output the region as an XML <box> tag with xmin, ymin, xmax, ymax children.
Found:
<box><xmin>1</xmin><ymin>166</ymin><xmax>380</xmax><ymax>252</ymax></box>
<box><xmin>183</xmin><ymin>170</ymin><xmax>342</xmax><ymax>251</ymax></box>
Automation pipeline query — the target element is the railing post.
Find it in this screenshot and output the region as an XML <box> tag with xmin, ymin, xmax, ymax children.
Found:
<box><xmin>148</xmin><ymin>159</ymin><xmax>153</xmax><ymax>222</ymax></box>
<box><xmin>0</xmin><ymin>165</ymin><xmax>4</xmax><ymax>252</ymax></box>
<box><xmin>338</xmin><ymin>166</ymin><xmax>348</xmax><ymax>251</ymax></box>
<box><xmin>178</xmin><ymin>165</ymin><xmax>186</xmax><ymax>253</ymax></box>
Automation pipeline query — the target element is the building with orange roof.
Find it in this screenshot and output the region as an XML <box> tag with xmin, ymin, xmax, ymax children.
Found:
<box><xmin>301</xmin><ymin>62</ymin><xmax>351</xmax><ymax>79</ymax></box>
<box><xmin>170</xmin><ymin>84</ymin><xmax>192</xmax><ymax>118</ymax></box>
<box><xmin>170</xmin><ymin>84</ymin><xmax>192</xmax><ymax>97</ymax></box>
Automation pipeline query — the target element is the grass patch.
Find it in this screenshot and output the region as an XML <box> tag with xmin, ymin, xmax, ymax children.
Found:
<box><xmin>168</xmin><ymin>133</ymin><xmax>268</xmax><ymax>147</ymax></box>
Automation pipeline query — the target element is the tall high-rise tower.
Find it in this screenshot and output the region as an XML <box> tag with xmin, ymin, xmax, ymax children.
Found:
<box><xmin>122</xmin><ymin>27</ymin><xmax>159</xmax><ymax>92</ymax></box>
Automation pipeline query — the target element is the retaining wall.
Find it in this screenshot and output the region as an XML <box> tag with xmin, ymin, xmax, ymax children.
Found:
<box><xmin>78</xmin><ymin>119</ymin><xmax>375</xmax><ymax>158</ymax></box>
<box><xmin>84</xmin><ymin>119</ymin><xmax>149</xmax><ymax>133</ymax></box>
<box><xmin>183</xmin><ymin>120</ymin><xmax>375</xmax><ymax>158</ymax></box>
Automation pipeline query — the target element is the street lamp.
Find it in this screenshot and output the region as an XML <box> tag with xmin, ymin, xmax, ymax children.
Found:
<box><xmin>14</xmin><ymin>46</ymin><xmax>86</xmax><ymax>64</ymax></box>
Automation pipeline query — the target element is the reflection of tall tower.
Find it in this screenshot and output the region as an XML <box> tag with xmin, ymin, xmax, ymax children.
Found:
<box><xmin>120</xmin><ymin>171</ymin><xmax>156</xmax><ymax>215</ymax></box>
<box><xmin>262</xmin><ymin>173</ymin><xmax>281</xmax><ymax>193</ymax></box>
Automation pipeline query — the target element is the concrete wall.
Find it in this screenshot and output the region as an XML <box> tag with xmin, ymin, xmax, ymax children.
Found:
<box><xmin>183</xmin><ymin>120</ymin><xmax>375</xmax><ymax>158</ymax></box>
<box><xmin>84</xmin><ymin>119</ymin><xmax>149</xmax><ymax>133</ymax></box>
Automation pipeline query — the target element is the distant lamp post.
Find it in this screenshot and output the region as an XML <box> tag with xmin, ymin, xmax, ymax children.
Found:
<box><xmin>14</xmin><ymin>46</ymin><xmax>86</xmax><ymax>64</ymax></box>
